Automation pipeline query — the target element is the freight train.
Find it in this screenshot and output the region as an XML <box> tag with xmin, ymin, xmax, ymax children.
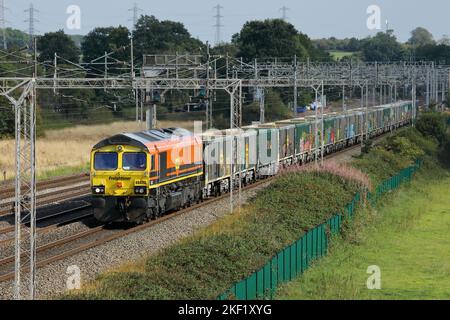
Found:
<box><xmin>90</xmin><ymin>101</ymin><xmax>414</xmax><ymax>224</ymax></box>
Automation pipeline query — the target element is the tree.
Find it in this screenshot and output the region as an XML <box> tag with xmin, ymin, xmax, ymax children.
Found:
<box><xmin>347</xmin><ymin>37</ymin><xmax>362</xmax><ymax>51</ymax></box>
<box><xmin>438</xmin><ymin>35</ymin><xmax>450</xmax><ymax>46</ymax></box>
<box><xmin>298</xmin><ymin>33</ymin><xmax>331</xmax><ymax>61</ymax></box>
<box><xmin>361</xmin><ymin>32</ymin><xmax>404</xmax><ymax>62</ymax></box>
<box><xmin>38</xmin><ymin>30</ymin><xmax>80</xmax><ymax>63</ymax></box>
<box><xmin>82</xmin><ymin>26</ymin><xmax>130</xmax><ymax>63</ymax></box>
<box><xmin>416</xmin><ymin>112</ymin><xmax>447</xmax><ymax>144</ymax></box>
<box><xmin>0</xmin><ymin>98</ymin><xmax>14</xmax><ymax>137</ymax></box>
<box><xmin>2</xmin><ymin>28</ymin><xmax>29</xmax><ymax>49</ymax></box>
<box><xmin>408</xmin><ymin>27</ymin><xmax>435</xmax><ymax>47</ymax></box>
<box><xmin>312</xmin><ymin>37</ymin><xmax>362</xmax><ymax>52</ymax></box>
<box><xmin>233</xmin><ymin>19</ymin><xmax>310</xmax><ymax>61</ymax></box>
<box><xmin>415</xmin><ymin>44</ymin><xmax>450</xmax><ymax>64</ymax></box>
<box><xmin>133</xmin><ymin>15</ymin><xmax>204</xmax><ymax>57</ymax></box>
<box><xmin>211</xmin><ymin>42</ymin><xmax>239</xmax><ymax>57</ymax></box>
<box><xmin>233</xmin><ymin>19</ymin><xmax>330</xmax><ymax>61</ymax></box>
<box><xmin>241</xmin><ymin>88</ymin><xmax>291</xmax><ymax>124</ymax></box>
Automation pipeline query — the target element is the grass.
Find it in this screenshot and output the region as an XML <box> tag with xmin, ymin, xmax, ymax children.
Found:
<box><xmin>276</xmin><ymin>163</ymin><xmax>450</xmax><ymax>299</ymax></box>
<box><xmin>37</xmin><ymin>163</ymin><xmax>90</xmax><ymax>181</ymax></box>
<box><xmin>328</xmin><ymin>50</ymin><xmax>356</xmax><ymax>61</ymax></box>
<box><xmin>0</xmin><ymin>120</ymin><xmax>193</xmax><ymax>181</ymax></box>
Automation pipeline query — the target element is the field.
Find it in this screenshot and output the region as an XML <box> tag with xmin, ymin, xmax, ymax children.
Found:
<box><xmin>276</xmin><ymin>166</ymin><xmax>450</xmax><ymax>300</ymax></box>
<box><xmin>0</xmin><ymin>120</ymin><xmax>193</xmax><ymax>181</ymax></box>
<box><xmin>328</xmin><ymin>50</ymin><xmax>356</xmax><ymax>61</ymax></box>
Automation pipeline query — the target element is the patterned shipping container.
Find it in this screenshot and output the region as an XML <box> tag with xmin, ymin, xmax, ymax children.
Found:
<box><xmin>291</xmin><ymin>119</ymin><xmax>314</xmax><ymax>156</ymax></box>
<box><xmin>323</xmin><ymin>115</ymin><xmax>337</xmax><ymax>145</ymax></box>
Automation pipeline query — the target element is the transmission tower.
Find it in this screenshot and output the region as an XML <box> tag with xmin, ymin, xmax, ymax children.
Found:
<box><xmin>213</xmin><ymin>4</ymin><xmax>223</xmax><ymax>46</ymax></box>
<box><xmin>280</xmin><ymin>6</ymin><xmax>289</xmax><ymax>21</ymax></box>
<box><xmin>0</xmin><ymin>0</ymin><xmax>8</xmax><ymax>49</ymax></box>
<box><xmin>128</xmin><ymin>3</ymin><xmax>143</xmax><ymax>30</ymax></box>
<box><xmin>24</xmin><ymin>3</ymin><xmax>39</xmax><ymax>50</ymax></box>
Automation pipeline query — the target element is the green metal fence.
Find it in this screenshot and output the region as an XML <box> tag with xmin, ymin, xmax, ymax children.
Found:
<box><xmin>218</xmin><ymin>159</ymin><xmax>422</xmax><ymax>300</ymax></box>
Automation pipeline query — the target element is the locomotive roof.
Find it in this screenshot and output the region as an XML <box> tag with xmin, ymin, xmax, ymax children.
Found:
<box><xmin>92</xmin><ymin>128</ymin><xmax>193</xmax><ymax>150</ymax></box>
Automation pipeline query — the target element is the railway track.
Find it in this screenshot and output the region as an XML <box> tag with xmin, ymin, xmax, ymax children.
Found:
<box><xmin>0</xmin><ymin>139</ymin><xmax>367</xmax><ymax>284</ymax></box>
<box><xmin>0</xmin><ymin>204</ymin><xmax>93</xmax><ymax>243</ymax></box>
<box><xmin>0</xmin><ymin>173</ymin><xmax>89</xmax><ymax>199</ymax></box>
<box><xmin>0</xmin><ymin>184</ymin><xmax>90</xmax><ymax>218</ymax></box>
<box><xmin>0</xmin><ymin>179</ymin><xmax>271</xmax><ymax>282</ymax></box>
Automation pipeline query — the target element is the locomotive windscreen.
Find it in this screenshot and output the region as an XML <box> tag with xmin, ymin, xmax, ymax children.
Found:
<box><xmin>122</xmin><ymin>153</ymin><xmax>147</xmax><ymax>171</ymax></box>
<box><xmin>94</xmin><ymin>152</ymin><xmax>118</xmax><ymax>171</ymax></box>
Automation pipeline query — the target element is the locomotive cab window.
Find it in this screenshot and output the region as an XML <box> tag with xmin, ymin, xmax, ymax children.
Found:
<box><xmin>123</xmin><ymin>152</ymin><xmax>147</xmax><ymax>171</ymax></box>
<box><xmin>94</xmin><ymin>152</ymin><xmax>118</xmax><ymax>171</ymax></box>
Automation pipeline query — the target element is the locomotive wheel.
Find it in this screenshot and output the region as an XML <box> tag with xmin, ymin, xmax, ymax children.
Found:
<box><xmin>135</xmin><ymin>215</ymin><xmax>145</xmax><ymax>225</ymax></box>
<box><xmin>157</xmin><ymin>207</ymin><xmax>163</xmax><ymax>218</ymax></box>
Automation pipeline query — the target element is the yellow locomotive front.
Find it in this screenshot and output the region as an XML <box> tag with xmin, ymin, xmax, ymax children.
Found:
<box><xmin>90</xmin><ymin>139</ymin><xmax>150</xmax><ymax>223</ymax></box>
<box><xmin>90</xmin><ymin>128</ymin><xmax>205</xmax><ymax>224</ymax></box>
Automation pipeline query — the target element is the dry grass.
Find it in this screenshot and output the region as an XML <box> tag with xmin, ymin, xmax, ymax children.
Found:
<box><xmin>0</xmin><ymin>120</ymin><xmax>194</xmax><ymax>180</ymax></box>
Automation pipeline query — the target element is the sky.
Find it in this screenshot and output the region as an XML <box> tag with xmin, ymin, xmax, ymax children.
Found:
<box><xmin>6</xmin><ymin>0</ymin><xmax>450</xmax><ymax>43</ymax></box>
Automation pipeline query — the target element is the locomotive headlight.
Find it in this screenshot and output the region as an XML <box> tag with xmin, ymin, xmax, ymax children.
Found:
<box><xmin>134</xmin><ymin>186</ymin><xmax>147</xmax><ymax>195</ymax></box>
<box><xmin>92</xmin><ymin>186</ymin><xmax>105</xmax><ymax>195</ymax></box>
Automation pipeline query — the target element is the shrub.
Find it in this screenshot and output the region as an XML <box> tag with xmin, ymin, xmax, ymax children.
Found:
<box><xmin>361</xmin><ymin>138</ymin><xmax>373</xmax><ymax>154</ymax></box>
<box><xmin>386</xmin><ymin>136</ymin><xmax>425</xmax><ymax>161</ymax></box>
<box><xmin>439</xmin><ymin>131</ymin><xmax>450</xmax><ymax>168</ymax></box>
<box><xmin>415</xmin><ymin>112</ymin><xmax>447</xmax><ymax>144</ymax></box>
<box><xmin>396</xmin><ymin>128</ymin><xmax>438</xmax><ymax>156</ymax></box>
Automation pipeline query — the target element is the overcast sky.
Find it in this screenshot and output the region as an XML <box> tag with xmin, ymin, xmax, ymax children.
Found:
<box><xmin>7</xmin><ymin>0</ymin><xmax>450</xmax><ymax>43</ymax></box>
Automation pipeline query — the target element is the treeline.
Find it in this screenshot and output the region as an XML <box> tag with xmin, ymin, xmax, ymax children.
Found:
<box><xmin>1</xmin><ymin>18</ymin><xmax>450</xmax><ymax>137</ymax></box>
<box><xmin>314</xmin><ymin>27</ymin><xmax>450</xmax><ymax>63</ymax></box>
<box><xmin>0</xmin><ymin>17</ymin><xmax>332</xmax><ymax>135</ymax></box>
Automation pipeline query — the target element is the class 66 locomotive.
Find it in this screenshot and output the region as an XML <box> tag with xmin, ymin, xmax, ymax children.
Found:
<box><xmin>90</xmin><ymin>101</ymin><xmax>414</xmax><ymax>224</ymax></box>
<box><xmin>90</xmin><ymin>128</ymin><xmax>204</xmax><ymax>224</ymax></box>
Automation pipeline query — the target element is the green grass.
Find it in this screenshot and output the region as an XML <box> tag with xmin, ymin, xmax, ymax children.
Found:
<box><xmin>276</xmin><ymin>165</ymin><xmax>450</xmax><ymax>300</ymax></box>
<box><xmin>0</xmin><ymin>163</ymin><xmax>89</xmax><ymax>188</ymax></box>
<box><xmin>328</xmin><ymin>50</ymin><xmax>356</xmax><ymax>61</ymax></box>
<box><xmin>37</xmin><ymin>163</ymin><xmax>89</xmax><ymax>180</ymax></box>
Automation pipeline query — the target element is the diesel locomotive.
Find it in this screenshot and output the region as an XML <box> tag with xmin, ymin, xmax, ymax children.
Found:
<box><xmin>90</xmin><ymin>101</ymin><xmax>414</xmax><ymax>224</ymax></box>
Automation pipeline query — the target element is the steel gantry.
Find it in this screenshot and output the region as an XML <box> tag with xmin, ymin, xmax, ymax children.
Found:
<box><xmin>0</xmin><ymin>78</ymin><xmax>36</xmax><ymax>299</ymax></box>
<box><xmin>0</xmin><ymin>51</ymin><xmax>449</xmax><ymax>299</ymax></box>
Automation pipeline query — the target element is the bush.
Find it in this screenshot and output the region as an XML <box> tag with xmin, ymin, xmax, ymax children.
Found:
<box><xmin>439</xmin><ymin>140</ymin><xmax>450</xmax><ymax>168</ymax></box>
<box><xmin>386</xmin><ymin>136</ymin><xmax>425</xmax><ymax>161</ymax></box>
<box><xmin>361</xmin><ymin>138</ymin><xmax>373</xmax><ymax>154</ymax></box>
<box><xmin>415</xmin><ymin>112</ymin><xmax>447</xmax><ymax>144</ymax></box>
<box><xmin>396</xmin><ymin>127</ymin><xmax>438</xmax><ymax>156</ymax></box>
<box><xmin>439</xmin><ymin>131</ymin><xmax>450</xmax><ymax>168</ymax></box>
<box><xmin>353</xmin><ymin>127</ymin><xmax>438</xmax><ymax>185</ymax></box>
<box><xmin>0</xmin><ymin>107</ymin><xmax>14</xmax><ymax>138</ymax></box>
